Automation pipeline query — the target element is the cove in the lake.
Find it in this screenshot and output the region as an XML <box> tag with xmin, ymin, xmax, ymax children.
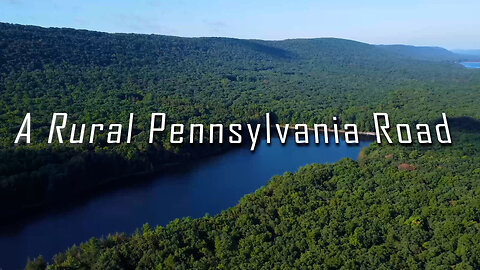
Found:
<box><xmin>460</xmin><ymin>62</ymin><xmax>480</xmax><ymax>69</ymax></box>
<box><xmin>0</xmin><ymin>133</ymin><xmax>373</xmax><ymax>269</ymax></box>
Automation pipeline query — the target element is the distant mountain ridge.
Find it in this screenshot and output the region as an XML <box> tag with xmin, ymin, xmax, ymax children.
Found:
<box><xmin>377</xmin><ymin>44</ymin><xmax>480</xmax><ymax>62</ymax></box>
<box><xmin>0</xmin><ymin>22</ymin><xmax>473</xmax><ymax>70</ymax></box>
<box><xmin>376</xmin><ymin>44</ymin><xmax>460</xmax><ymax>61</ymax></box>
<box><xmin>453</xmin><ymin>49</ymin><xmax>480</xmax><ymax>56</ymax></box>
<box><xmin>452</xmin><ymin>49</ymin><xmax>480</xmax><ymax>61</ymax></box>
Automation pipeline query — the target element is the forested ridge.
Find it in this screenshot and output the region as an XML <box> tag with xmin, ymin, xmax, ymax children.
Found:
<box><xmin>375</xmin><ymin>44</ymin><xmax>473</xmax><ymax>62</ymax></box>
<box><xmin>1</xmin><ymin>23</ymin><xmax>479</xmax><ymax>218</ymax></box>
<box><xmin>0</xmin><ymin>23</ymin><xmax>479</xmax><ymax>269</ymax></box>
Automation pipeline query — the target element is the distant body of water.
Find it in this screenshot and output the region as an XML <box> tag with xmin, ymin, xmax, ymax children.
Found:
<box><xmin>460</xmin><ymin>62</ymin><xmax>480</xmax><ymax>69</ymax></box>
<box><xmin>0</xmin><ymin>133</ymin><xmax>373</xmax><ymax>269</ymax></box>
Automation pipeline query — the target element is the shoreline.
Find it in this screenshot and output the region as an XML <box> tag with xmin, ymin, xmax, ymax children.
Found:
<box><xmin>2</xmin><ymin>127</ymin><xmax>375</xmax><ymax>222</ymax></box>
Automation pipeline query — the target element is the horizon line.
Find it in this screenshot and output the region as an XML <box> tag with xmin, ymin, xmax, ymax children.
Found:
<box><xmin>1</xmin><ymin>21</ymin><xmax>478</xmax><ymax>51</ymax></box>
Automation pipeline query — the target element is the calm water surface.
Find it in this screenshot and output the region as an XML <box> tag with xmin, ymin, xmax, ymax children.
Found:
<box><xmin>460</xmin><ymin>62</ymin><xmax>480</xmax><ymax>69</ymax></box>
<box><xmin>0</xmin><ymin>134</ymin><xmax>372</xmax><ymax>269</ymax></box>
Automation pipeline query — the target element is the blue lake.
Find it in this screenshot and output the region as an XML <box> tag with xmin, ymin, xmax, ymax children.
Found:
<box><xmin>0</xmin><ymin>133</ymin><xmax>372</xmax><ymax>269</ymax></box>
<box><xmin>460</xmin><ymin>62</ymin><xmax>480</xmax><ymax>69</ymax></box>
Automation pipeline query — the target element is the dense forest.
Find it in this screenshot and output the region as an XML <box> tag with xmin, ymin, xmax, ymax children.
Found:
<box><xmin>0</xmin><ymin>23</ymin><xmax>479</xmax><ymax>268</ymax></box>
<box><xmin>1</xmin><ymin>23</ymin><xmax>479</xmax><ymax>218</ymax></box>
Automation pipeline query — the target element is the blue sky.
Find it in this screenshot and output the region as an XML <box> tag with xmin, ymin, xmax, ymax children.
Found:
<box><xmin>1</xmin><ymin>0</ymin><xmax>479</xmax><ymax>49</ymax></box>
